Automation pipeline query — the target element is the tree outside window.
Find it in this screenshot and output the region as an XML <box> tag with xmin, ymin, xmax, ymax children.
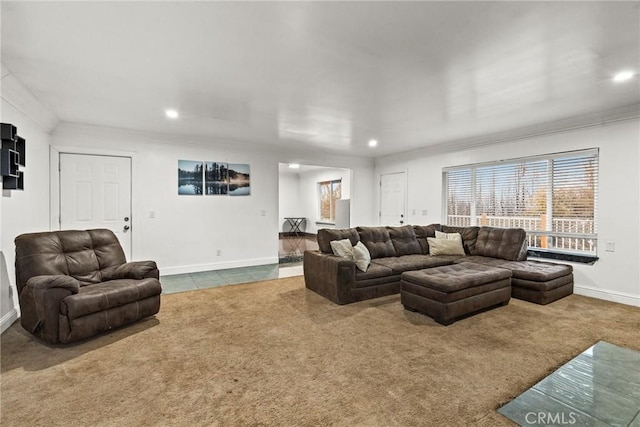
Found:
<box><xmin>319</xmin><ymin>179</ymin><xmax>342</xmax><ymax>222</ymax></box>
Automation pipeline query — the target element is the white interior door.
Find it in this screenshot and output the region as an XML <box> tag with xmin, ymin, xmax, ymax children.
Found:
<box><xmin>60</xmin><ymin>153</ymin><xmax>132</xmax><ymax>260</ymax></box>
<box><xmin>380</xmin><ymin>172</ymin><xmax>406</xmax><ymax>226</ymax></box>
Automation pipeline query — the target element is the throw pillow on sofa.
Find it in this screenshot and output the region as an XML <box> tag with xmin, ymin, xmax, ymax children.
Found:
<box><xmin>330</xmin><ymin>239</ymin><xmax>354</xmax><ymax>260</ymax></box>
<box><xmin>427</xmin><ymin>237</ymin><xmax>466</xmax><ymax>256</ymax></box>
<box><xmin>435</xmin><ymin>230</ymin><xmax>462</xmax><ymax>241</ymax></box>
<box><xmin>352</xmin><ymin>241</ymin><xmax>371</xmax><ymax>272</ymax></box>
<box><xmin>330</xmin><ymin>239</ymin><xmax>371</xmax><ymax>272</ymax></box>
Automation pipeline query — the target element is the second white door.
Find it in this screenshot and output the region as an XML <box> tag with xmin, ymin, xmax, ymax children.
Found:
<box><xmin>380</xmin><ymin>172</ymin><xmax>406</xmax><ymax>226</ymax></box>
<box><xmin>60</xmin><ymin>153</ymin><xmax>132</xmax><ymax>260</ymax></box>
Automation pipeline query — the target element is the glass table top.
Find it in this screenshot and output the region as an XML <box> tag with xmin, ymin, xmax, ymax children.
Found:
<box><xmin>498</xmin><ymin>341</ymin><xmax>640</xmax><ymax>426</ymax></box>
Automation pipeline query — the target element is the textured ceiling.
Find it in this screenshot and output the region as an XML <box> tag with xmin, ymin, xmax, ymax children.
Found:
<box><xmin>2</xmin><ymin>1</ymin><xmax>639</xmax><ymax>157</ymax></box>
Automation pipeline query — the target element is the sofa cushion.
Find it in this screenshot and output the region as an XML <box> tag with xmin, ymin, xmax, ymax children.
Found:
<box><xmin>354</xmin><ymin>262</ymin><xmax>395</xmax><ymax>281</ymax></box>
<box><xmin>441</xmin><ymin>226</ymin><xmax>480</xmax><ymax>255</ymax></box>
<box><xmin>454</xmin><ymin>255</ymin><xmax>508</xmax><ymax>266</ymax></box>
<box><xmin>317</xmin><ymin>228</ymin><xmax>360</xmax><ymax>254</ymax></box>
<box><xmin>496</xmin><ymin>260</ymin><xmax>573</xmax><ymax>281</ymax></box>
<box><xmin>14</xmin><ymin>229</ymin><xmax>127</xmax><ymax>294</ymax></box>
<box><xmin>413</xmin><ymin>224</ymin><xmax>441</xmax><ymax>254</ymax></box>
<box><xmin>474</xmin><ymin>227</ymin><xmax>527</xmax><ymax>261</ymax></box>
<box><xmin>387</xmin><ymin>225</ymin><xmax>422</xmax><ymax>256</ymax></box>
<box><xmin>356</xmin><ymin>226</ymin><xmax>397</xmax><ymax>259</ymax></box>
<box><xmin>61</xmin><ymin>278</ymin><xmax>162</xmax><ymax>320</ymax></box>
<box><xmin>371</xmin><ymin>255</ymin><xmax>456</xmax><ymax>274</ymax></box>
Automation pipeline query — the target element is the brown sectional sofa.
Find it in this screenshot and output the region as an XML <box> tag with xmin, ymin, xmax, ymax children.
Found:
<box><xmin>303</xmin><ymin>224</ymin><xmax>573</xmax><ymax>307</ymax></box>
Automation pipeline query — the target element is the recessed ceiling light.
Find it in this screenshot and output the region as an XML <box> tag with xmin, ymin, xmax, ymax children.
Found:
<box><xmin>165</xmin><ymin>109</ymin><xmax>179</xmax><ymax>119</ymax></box>
<box><xmin>612</xmin><ymin>71</ymin><xmax>635</xmax><ymax>83</ymax></box>
<box><xmin>289</xmin><ymin>163</ymin><xmax>300</xmax><ymax>169</ymax></box>
<box><xmin>368</xmin><ymin>139</ymin><xmax>378</xmax><ymax>147</ymax></box>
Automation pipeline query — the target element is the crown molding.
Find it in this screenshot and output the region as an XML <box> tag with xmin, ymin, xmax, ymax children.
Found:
<box><xmin>0</xmin><ymin>63</ymin><xmax>60</xmax><ymax>133</ymax></box>
<box><xmin>376</xmin><ymin>103</ymin><xmax>640</xmax><ymax>165</ymax></box>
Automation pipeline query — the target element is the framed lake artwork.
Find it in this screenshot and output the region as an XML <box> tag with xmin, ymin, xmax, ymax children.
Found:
<box><xmin>205</xmin><ymin>161</ymin><xmax>228</xmax><ymax>195</ymax></box>
<box><xmin>178</xmin><ymin>160</ymin><xmax>203</xmax><ymax>195</ymax></box>
<box><xmin>228</xmin><ymin>163</ymin><xmax>250</xmax><ymax>196</ymax></box>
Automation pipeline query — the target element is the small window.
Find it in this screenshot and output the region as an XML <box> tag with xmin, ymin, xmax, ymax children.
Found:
<box><xmin>319</xmin><ymin>179</ymin><xmax>342</xmax><ymax>222</ymax></box>
<box><xmin>443</xmin><ymin>149</ymin><xmax>598</xmax><ymax>259</ymax></box>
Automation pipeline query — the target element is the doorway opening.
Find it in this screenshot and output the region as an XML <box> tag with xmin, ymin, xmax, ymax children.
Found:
<box><xmin>278</xmin><ymin>163</ymin><xmax>352</xmax><ymax>264</ymax></box>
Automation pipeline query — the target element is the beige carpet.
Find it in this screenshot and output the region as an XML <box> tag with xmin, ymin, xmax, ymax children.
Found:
<box><xmin>2</xmin><ymin>276</ymin><xmax>639</xmax><ymax>426</ymax></box>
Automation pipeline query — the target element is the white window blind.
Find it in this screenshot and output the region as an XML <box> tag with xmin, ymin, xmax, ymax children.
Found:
<box><xmin>443</xmin><ymin>149</ymin><xmax>598</xmax><ymax>255</ymax></box>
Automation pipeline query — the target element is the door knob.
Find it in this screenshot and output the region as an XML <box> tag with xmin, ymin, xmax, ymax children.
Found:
<box><xmin>124</xmin><ymin>225</ymin><xmax>130</xmax><ymax>231</ymax></box>
<box><xmin>124</xmin><ymin>217</ymin><xmax>130</xmax><ymax>222</ymax></box>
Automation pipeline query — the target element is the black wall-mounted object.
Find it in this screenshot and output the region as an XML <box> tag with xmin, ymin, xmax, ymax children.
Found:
<box><xmin>1</xmin><ymin>123</ymin><xmax>25</xmax><ymax>190</ymax></box>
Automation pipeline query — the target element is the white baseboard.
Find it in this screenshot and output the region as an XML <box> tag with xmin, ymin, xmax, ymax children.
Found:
<box><xmin>160</xmin><ymin>257</ymin><xmax>280</xmax><ymax>276</ymax></box>
<box><xmin>574</xmin><ymin>284</ymin><xmax>640</xmax><ymax>307</ymax></box>
<box><xmin>1</xmin><ymin>307</ymin><xmax>18</xmax><ymax>334</ymax></box>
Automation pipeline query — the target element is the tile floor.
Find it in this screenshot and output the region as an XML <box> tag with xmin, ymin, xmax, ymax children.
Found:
<box><xmin>160</xmin><ymin>263</ymin><xmax>304</xmax><ymax>294</ymax></box>
<box><xmin>162</xmin><ymin>234</ymin><xmax>315</xmax><ymax>294</ymax></box>
<box><xmin>498</xmin><ymin>341</ymin><xmax>640</xmax><ymax>426</ymax></box>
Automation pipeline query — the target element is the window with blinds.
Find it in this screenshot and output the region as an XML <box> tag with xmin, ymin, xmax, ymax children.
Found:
<box><xmin>443</xmin><ymin>149</ymin><xmax>598</xmax><ymax>256</ymax></box>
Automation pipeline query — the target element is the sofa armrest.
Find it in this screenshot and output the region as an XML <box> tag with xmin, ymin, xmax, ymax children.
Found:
<box><xmin>25</xmin><ymin>275</ymin><xmax>81</xmax><ymax>293</ymax></box>
<box><xmin>101</xmin><ymin>261</ymin><xmax>160</xmax><ymax>281</ymax></box>
<box><xmin>303</xmin><ymin>250</ymin><xmax>356</xmax><ymax>304</ymax></box>
<box><xmin>19</xmin><ymin>275</ymin><xmax>81</xmax><ymax>343</ymax></box>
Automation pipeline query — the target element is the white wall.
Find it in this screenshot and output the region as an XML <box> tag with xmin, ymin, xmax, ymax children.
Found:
<box><xmin>298</xmin><ymin>167</ymin><xmax>352</xmax><ymax>234</ymax></box>
<box><xmin>0</xmin><ymin>98</ymin><xmax>54</xmax><ymax>331</ymax></box>
<box><xmin>52</xmin><ymin>124</ymin><xmax>377</xmax><ymax>275</ymax></box>
<box><xmin>375</xmin><ymin>119</ymin><xmax>640</xmax><ymax>306</ymax></box>
<box><xmin>278</xmin><ymin>171</ymin><xmax>301</xmax><ymax>233</ymax></box>
<box><xmin>51</xmin><ymin>124</ymin><xmax>281</xmax><ymax>275</ymax></box>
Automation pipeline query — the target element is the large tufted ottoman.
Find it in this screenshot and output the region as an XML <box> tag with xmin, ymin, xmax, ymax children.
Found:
<box><xmin>401</xmin><ymin>262</ymin><xmax>512</xmax><ymax>325</ymax></box>
<box><xmin>505</xmin><ymin>260</ymin><xmax>573</xmax><ymax>305</ymax></box>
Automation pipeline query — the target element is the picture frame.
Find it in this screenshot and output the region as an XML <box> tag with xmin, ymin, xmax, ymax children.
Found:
<box><xmin>178</xmin><ymin>160</ymin><xmax>203</xmax><ymax>195</ymax></box>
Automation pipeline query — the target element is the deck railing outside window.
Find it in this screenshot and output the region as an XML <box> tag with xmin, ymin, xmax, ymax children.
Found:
<box><xmin>443</xmin><ymin>149</ymin><xmax>598</xmax><ymax>257</ymax></box>
<box><xmin>446</xmin><ymin>214</ymin><xmax>596</xmax><ymax>254</ymax></box>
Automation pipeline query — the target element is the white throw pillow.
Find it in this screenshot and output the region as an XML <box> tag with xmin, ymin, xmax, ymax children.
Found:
<box><xmin>435</xmin><ymin>230</ymin><xmax>462</xmax><ymax>241</ymax></box>
<box><xmin>427</xmin><ymin>237</ymin><xmax>465</xmax><ymax>256</ymax></box>
<box><xmin>330</xmin><ymin>239</ymin><xmax>354</xmax><ymax>260</ymax></box>
<box><xmin>352</xmin><ymin>241</ymin><xmax>371</xmax><ymax>272</ymax></box>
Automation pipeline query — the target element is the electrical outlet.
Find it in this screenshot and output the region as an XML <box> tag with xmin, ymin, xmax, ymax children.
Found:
<box><xmin>605</xmin><ymin>241</ymin><xmax>615</xmax><ymax>252</ymax></box>
<box><xmin>260</xmin><ymin>209</ymin><xmax>266</xmax><ymax>216</ymax></box>
<box><xmin>216</xmin><ymin>249</ymin><xmax>222</xmax><ymax>256</ymax></box>
<box><xmin>421</xmin><ymin>209</ymin><xmax>428</xmax><ymax>215</ymax></box>
<box><xmin>411</xmin><ymin>209</ymin><xmax>416</xmax><ymax>215</ymax></box>
<box><xmin>148</xmin><ymin>211</ymin><xmax>155</xmax><ymax>219</ymax></box>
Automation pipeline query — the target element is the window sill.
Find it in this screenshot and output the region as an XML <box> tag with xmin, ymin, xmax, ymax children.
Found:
<box><xmin>527</xmin><ymin>249</ymin><xmax>598</xmax><ymax>265</ymax></box>
<box><xmin>316</xmin><ymin>221</ymin><xmax>335</xmax><ymax>226</ymax></box>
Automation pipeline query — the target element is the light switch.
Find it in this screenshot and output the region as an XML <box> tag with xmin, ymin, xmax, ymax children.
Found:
<box><xmin>605</xmin><ymin>241</ymin><xmax>615</xmax><ymax>252</ymax></box>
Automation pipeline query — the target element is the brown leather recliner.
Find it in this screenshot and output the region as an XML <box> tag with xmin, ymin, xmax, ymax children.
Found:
<box><xmin>15</xmin><ymin>229</ymin><xmax>162</xmax><ymax>344</ymax></box>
